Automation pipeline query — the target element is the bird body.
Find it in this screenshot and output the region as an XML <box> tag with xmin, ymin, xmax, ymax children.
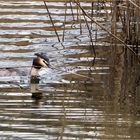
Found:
<box><xmin>0</xmin><ymin>67</ymin><xmax>29</xmax><ymax>77</ymax></box>
<box><xmin>0</xmin><ymin>52</ymin><xmax>50</xmax><ymax>78</ymax></box>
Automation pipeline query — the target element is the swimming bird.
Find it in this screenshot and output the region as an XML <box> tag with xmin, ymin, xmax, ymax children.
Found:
<box><xmin>0</xmin><ymin>52</ymin><xmax>50</xmax><ymax>78</ymax></box>
<box><xmin>30</xmin><ymin>52</ymin><xmax>50</xmax><ymax>100</ymax></box>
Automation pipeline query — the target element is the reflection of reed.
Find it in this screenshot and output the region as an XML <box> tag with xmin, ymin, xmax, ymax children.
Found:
<box><xmin>103</xmin><ymin>48</ymin><xmax>140</xmax><ymax>138</ymax></box>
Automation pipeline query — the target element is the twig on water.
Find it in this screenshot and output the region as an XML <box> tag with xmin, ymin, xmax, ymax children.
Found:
<box><xmin>50</xmin><ymin>66</ymin><xmax>94</xmax><ymax>81</ymax></box>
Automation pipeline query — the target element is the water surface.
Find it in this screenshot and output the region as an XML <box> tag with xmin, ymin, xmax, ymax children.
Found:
<box><xmin>0</xmin><ymin>0</ymin><xmax>140</xmax><ymax>139</ymax></box>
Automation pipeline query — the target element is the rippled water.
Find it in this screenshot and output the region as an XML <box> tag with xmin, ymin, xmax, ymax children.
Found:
<box><xmin>0</xmin><ymin>0</ymin><xmax>140</xmax><ymax>140</ymax></box>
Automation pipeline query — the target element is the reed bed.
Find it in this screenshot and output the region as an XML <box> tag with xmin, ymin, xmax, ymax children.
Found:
<box><xmin>43</xmin><ymin>0</ymin><xmax>140</xmax><ymax>58</ymax></box>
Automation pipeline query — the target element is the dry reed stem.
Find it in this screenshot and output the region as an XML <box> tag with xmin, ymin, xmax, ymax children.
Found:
<box><xmin>83</xmin><ymin>12</ymin><xmax>96</xmax><ymax>58</ymax></box>
<box><xmin>43</xmin><ymin>1</ymin><xmax>61</xmax><ymax>42</ymax></box>
<box><xmin>69</xmin><ymin>1</ymin><xmax>75</xmax><ymax>21</ymax></box>
<box><xmin>62</xmin><ymin>0</ymin><xmax>68</xmax><ymax>42</ymax></box>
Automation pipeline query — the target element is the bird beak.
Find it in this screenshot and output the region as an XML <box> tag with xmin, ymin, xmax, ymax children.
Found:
<box><xmin>43</xmin><ymin>60</ymin><xmax>51</xmax><ymax>68</ymax></box>
<box><xmin>46</xmin><ymin>62</ymin><xmax>51</xmax><ymax>68</ymax></box>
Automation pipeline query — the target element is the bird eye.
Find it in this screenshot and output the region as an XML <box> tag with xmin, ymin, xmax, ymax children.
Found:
<box><xmin>43</xmin><ymin>60</ymin><xmax>47</xmax><ymax>64</ymax></box>
<box><xmin>43</xmin><ymin>60</ymin><xmax>50</xmax><ymax>68</ymax></box>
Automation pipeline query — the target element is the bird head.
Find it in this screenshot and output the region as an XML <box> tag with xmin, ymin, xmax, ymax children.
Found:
<box><xmin>33</xmin><ymin>52</ymin><xmax>51</xmax><ymax>69</ymax></box>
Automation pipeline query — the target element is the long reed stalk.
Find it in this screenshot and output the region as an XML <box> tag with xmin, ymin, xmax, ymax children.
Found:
<box><xmin>62</xmin><ymin>0</ymin><xmax>68</xmax><ymax>42</ymax></box>
<box><xmin>43</xmin><ymin>1</ymin><xmax>61</xmax><ymax>42</ymax></box>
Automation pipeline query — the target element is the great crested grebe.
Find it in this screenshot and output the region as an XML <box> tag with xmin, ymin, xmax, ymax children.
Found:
<box><xmin>0</xmin><ymin>52</ymin><xmax>50</xmax><ymax>78</ymax></box>
<box><xmin>31</xmin><ymin>52</ymin><xmax>50</xmax><ymax>76</ymax></box>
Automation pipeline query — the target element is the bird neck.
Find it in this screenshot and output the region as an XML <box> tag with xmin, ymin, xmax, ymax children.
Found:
<box><xmin>30</xmin><ymin>66</ymin><xmax>41</xmax><ymax>84</ymax></box>
<box><xmin>31</xmin><ymin>66</ymin><xmax>40</xmax><ymax>77</ymax></box>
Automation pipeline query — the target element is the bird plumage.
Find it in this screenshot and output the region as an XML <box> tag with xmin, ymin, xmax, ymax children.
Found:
<box><xmin>0</xmin><ymin>52</ymin><xmax>50</xmax><ymax>77</ymax></box>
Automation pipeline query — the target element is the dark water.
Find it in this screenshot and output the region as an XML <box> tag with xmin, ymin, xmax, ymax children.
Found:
<box><xmin>0</xmin><ymin>0</ymin><xmax>140</xmax><ymax>139</ymax></box>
